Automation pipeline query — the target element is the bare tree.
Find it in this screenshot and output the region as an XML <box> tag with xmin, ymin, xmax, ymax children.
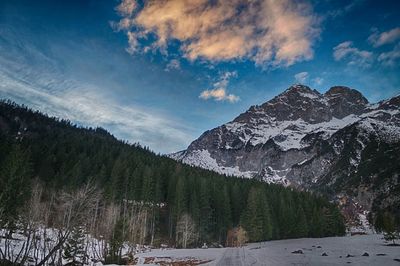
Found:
<box><xmin>98</xmin><ymin>202</ymin><xmax>120</xmax><ymax>260</ymax></box>
<box><xmin>236</xmin><ymin>226</ymin><xmax>248</xmax><ymax>247</ymax></box>
<box><xmin>176</xmin><ymin>214</ymin><xmax>197</xmax><ymax>248</ymax></box>
<box><xmin>0</xmin><ymin>179</ymin><xmax>44</xmax><ymax>264</ymax></box>
<box><xmin>35</xmin><ymin>182</ymin><xmax>101</xmax><ymax>266</ymax></box>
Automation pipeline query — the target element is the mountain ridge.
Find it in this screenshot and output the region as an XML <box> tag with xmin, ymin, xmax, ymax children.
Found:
<box><xmin>170</xmin><ymin>85</ymin><xmax>400</xmax><ymax>228</ymax></box>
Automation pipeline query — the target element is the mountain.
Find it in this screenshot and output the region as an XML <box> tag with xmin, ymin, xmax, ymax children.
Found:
<box><xmin>171</xmin><ymin>85</ymin><xmax>400</xmax><ymax>228</ymax></box>
<box><xmin>0</xmin><ymin>99</ymin><xmax>345</xmax><ymax>250</ymax></box>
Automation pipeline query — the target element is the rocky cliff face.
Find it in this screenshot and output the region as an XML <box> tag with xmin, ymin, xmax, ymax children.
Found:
<box><xmin>170</xmin><ymin>85</ymin><xmax>400</xmax><ymax>228</ymax></box>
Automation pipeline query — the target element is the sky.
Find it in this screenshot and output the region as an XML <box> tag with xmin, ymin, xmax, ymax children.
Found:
<box><xmin>0</xmin><ymin>0</ymin><xmax>399</xmax><ymax>154</ymax></box>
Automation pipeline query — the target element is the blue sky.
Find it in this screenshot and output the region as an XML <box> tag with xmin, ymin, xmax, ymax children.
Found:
<box><xmin>0</xmin><ymin>0</ymin><xmax>399</xmax><ymax>153</ymax></box>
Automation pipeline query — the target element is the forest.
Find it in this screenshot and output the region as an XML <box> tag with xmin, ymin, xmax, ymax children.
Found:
<box><xmin>0</xmin><ymin>100</ymin><xmax>345</xmax><ymax>265</ymax></box>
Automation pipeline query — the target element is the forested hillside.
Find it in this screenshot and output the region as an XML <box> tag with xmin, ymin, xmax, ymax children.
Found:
<box><xmin>0</xmin><ymin>100</ymin><xmax>345</xmax><ymax>264</ymax></box>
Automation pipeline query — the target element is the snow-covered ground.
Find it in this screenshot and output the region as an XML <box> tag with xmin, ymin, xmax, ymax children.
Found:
<box><xmin>133</xmin><ymin>234</ymin><xmax>400</xmax><ymax>266</ymax></box>
<box><xmin>3</xmin><ymin>231</ymin><xmax>399</xmax><ymax>265</ymax></box>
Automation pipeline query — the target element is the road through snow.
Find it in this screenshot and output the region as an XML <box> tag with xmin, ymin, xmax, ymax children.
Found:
<box><xmin>216</xmin><ymin>248</ymin><xmax>246</xmax><ymax>266</ymax></box>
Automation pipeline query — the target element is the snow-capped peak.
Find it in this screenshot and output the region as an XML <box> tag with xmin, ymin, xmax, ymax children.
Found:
<box><xmin>169</xmin><ymin>85</ymin><xmax>400</xmax><ymax>187</ymax></box>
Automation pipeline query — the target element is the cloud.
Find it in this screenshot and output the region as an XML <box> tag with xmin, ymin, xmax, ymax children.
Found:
<box><xmin>326</xmin><ymin>0</ymin><xmax>364</xmax><ymax>18</ymax></box>
<box><xmin>0</xmin><ymin>63</ymin><xmax>193</xmax><ymax>154</ymax></box>
<box><xmin>126</xmin><ymin>31</ymin><xmax>139</xmax><ymax>55</ymax></box>
<box><xmin>294</xmin><ymin>72</ymin><xmax>324</xmax><ymax>86</ymax></box>
<box><xmin>312</xmin><ymin>77</ymin><xmax>324</xmax><ymax>85</ymax></box>
<box><xmin>115</xmin><ymin>0</ymin><xmax>137</xmax><ymax>16</ymax></box>
<box><xmin>378</xmin><ymin>44</ymin><xmax>400</xmax><ymax>66</ymax></box>
<box><xmin>294</xmin><ymin>72</ymin><xmax>309</xmax><ymax>83</ymax></box>
<box><xmin>199</xmin><ymin>71</ymin><xmax>239</xmax><ymax>103</ymax></box>
<box><xmin>165</xmin><ymin>59</ymin><xmax>181</xmax><ymax>71</ymax></box>
<box><xmin>368</xmin><ymin>27</ymin><xmax>400</xmax><ymax>47</ymax></box>
<box><xmin>113</xmin><ymin>0</ymin><xmax>320</xmax><ymax>67</ymax></box>
<box><xmin>333</xmin><ymin>41</ymin><xmax>373</xmax><ymax>67</ymax></box>
<box><xmin>199</xmin><ymin>89</ymin><xmax>240</xmax><ymax>103</ymax></box>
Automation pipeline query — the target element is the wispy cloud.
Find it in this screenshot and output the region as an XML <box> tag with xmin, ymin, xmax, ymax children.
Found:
<box><xmin>113</xmin><ymin>0</ymin><xmax>320</xmax><ymax>67</ymax></box>
<box><xmin>333</xmin><ymin>41</ymin><xmax>373</xmax><ymax>67</ymax></box>
<box><xmin>326</xmin><ymin>0</ymin><xmax>364</xmax><ymax>19</ymax></box>
<box><xmin>0</xmin><ymin>57</ymin><xmax>193</xmax><ymax>154</ymax></box>
<box><xmin>294</xmin><ymin>72</ymin><xmax>324</xmax><ymax>86</ymax></box>
<box><xmin>368</xmin><ymin>27</ymin><xmax>400</xmax><ymax>47</ymax></box>
<box><xmin>312</xmin><ymin>77</ymin><xmax>324</xmax><ymax>86</ymax></box>
<box><xmin>378</xmin><ymin>44</ymin><xmax>400</xmax><ymax>66</ymax></box>
<box><xmin>125</xmin><ymin>31</ymin><xmax>140</xmax><ymax>55</ymax></box>
<box><xmin>199</xmin><ymin>71</ymin><xmax>239</xmax><ymax>103</ymax></box>
<box><xmin>294</xmin><ymin>72</ymin><xmax>309</xmax><ymax>83</ymax></box>
<box><xmin>165</xmin><ymin>59</ymin><xmax>181</xmax><ymax>71</ymax></box>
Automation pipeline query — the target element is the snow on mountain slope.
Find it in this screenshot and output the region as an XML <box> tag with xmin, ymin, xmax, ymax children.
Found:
<box><xmin>172</xmin><ymin>149</ymin><xmax>257</xmax><ymax>178</ymax></box>
<box><xmin>224</xmin><ymin>114</ymin><xmax>362</xmax><ymax>151</ymax></box>
<box><xmin>169</xmin><ymin>85</ymin><xmax>400</xmax><ymax>230</ymax></box>
<box><xmin>170</xmin><ymin>85</ymin><xmax>400</xmax><ymax>185</ymax></box>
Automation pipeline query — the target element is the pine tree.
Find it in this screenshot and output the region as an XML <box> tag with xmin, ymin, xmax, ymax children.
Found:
<box><xmin>0</xmin><ymin>144</ymin><xmax>31</xmax><ymax>228</ymax></box>
<box><xmin>294</xmin><ymin>206</ymin><xmax>308</xmax><ymax>238</ymax></box>
<box><xmin>241</xmin><ymin>187</ymin><xmax>272</xmax><ymax>242</ymax></box>
<box><xmin>379</xmin><ymin>212</ymin><xmax>400</xmax><ymax>245</ymax></box>
<box><xmin>230</xmin><ymin>183</ymin><xmax>244</xmax><ymax>225</ymax></box>
<box><xmin>174</xmin><ymin>175</ymin><xmax>187</xmax><ymax>219</ymax></box>
<box><xmin>213</xmin><ymin>182</ymin><xmax>232</xmax><ymax>242</ymax></box>
<box><xmin>63</xmin><ymin>226</ymin><xmax>87</xmax><ymax>266</ymax></box>
<box><xmin>198</xmin><ymin>178</ymin><xmax>213</xmax><ymax>243</ymax></box>
<box><xmin>107</xmin><ymin>219</ymin><xmax>125</xmax><ymax>264</ymax></box>
<box><xmin>277</xmin><ymin>193</ymin><xmax>293</xmax><ymax>238</ymax></box>
<box><xmin>310</xmin><ymin>206</ymin><xmax>323</xmax><ymax>237</ymax></box>
<box><xmin>189</xmin><ymin>185</ymin><xmax>200</xmax><ymax>233</ymax></box>
<box><xmin>141</xmin><ymin>166</ymin><xmax>154</xmax><ymax>202</ymax></box>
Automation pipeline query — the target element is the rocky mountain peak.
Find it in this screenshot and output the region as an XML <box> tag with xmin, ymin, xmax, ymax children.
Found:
<box><xmin>378</xmin><ymin>95</ymin><xmax>400</xmax><ymax>110</ymax></box>
<box><xmin>325</xmin><ymin>86</ymin><xmax>368</xmax><ymax>118</ymax></box>
<box><xmin>234</xmin><ymin>85</ymin><xmax>373</xmax><ymax>124</ymax></box>
<box><xmin>254</xmin><ymin>84</ymin><xmax>329</xmax><ymax>123</ymax></box>
<box><xmin>325</xmin><ymin>86</ymin><xmax>368</xmax><ymax>104</ymax></box>
<box><xmin>283</xmin><ymin>84</ymin><xmax>320</xmax><ymax>96</ymax></box>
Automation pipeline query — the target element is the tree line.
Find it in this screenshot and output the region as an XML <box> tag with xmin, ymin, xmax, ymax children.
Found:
<box><xmin>0</xmin><ymin>100</ymin><xmax>345</xmax><ymax>264</ymax></box>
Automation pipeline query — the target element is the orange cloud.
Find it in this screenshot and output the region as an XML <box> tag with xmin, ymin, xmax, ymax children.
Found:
<box><xmin>114</xmin><ymin>0</ymin><xmax>320</xmax><ymax>67</ymax></box>
<box><xmin>199</xmin><ymin>71</ymin><xmax>239</xmax><ymax>103</ymax></box>
<box><xmin>115</xmin><ymin>0</ymin><xmax>137</xmax><ymax>16</ymax></box>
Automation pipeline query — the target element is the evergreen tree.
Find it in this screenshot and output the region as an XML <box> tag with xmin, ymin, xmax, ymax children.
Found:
<box><xmin>241</xmin><ymin>187</ymin><xmax>272</xmax><ymax>242</ymax></box>
<box><xmin>198</xmin><ymin>178</ymin><xmax>213</xmax><ymax>242</ymax></box>
<box><xmin>174</xmin><ymin>175</ymin><xmax>187</xmax><ymax>219</ymax></box>
<box><xmin>0</xmin><ymin>144</ymin><xmax>31</xmax><ymax>228</ymax></box>
<box><xmin>63</xmin><ymin>226</ymin><xmax>87</xmax><ymax>266</ymax></box>
<box><xmin>294</xmin><ymin>206</ymin><xmax>308</xmax><ymax>238</ymax></box>
<box><xmin>377</xmin><ymin>212</ymin><xmax>400</xmax><ymax>245</ymax></box>
<box><xmin>107</xmin><ymin>219</ymin><xmax>125</xmax><ymax>264</ymax></box>
<box><xmin>277</xmin><ymin>192</ymin><xmax>296</xmax><ymax>239</ymax></box>
<box><xmin>310</xmin><ymin>206</ymin><xmax>323</xmax><ymax>237</ymax></box>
